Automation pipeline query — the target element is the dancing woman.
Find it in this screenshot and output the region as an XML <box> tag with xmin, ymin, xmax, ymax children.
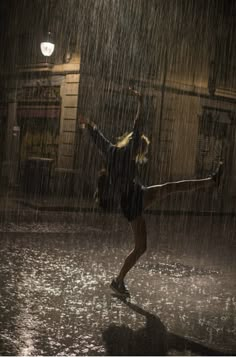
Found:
<box><xmin>85</xmin><ymin>88</ymin><xmax>223</xmax><ymax>297</ymax></box>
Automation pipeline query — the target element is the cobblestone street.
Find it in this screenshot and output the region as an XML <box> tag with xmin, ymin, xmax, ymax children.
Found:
<box><xmin>0</xmin><ymin>214</ymin><xmax>235</xmax><ymax>355</ymax></box>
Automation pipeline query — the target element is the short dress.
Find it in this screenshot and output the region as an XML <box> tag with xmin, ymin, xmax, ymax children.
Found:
<box><xmin>120</xmin><ymin>181</ymin><xmax>144</xmax><ymax>221</ymax></box>
<box><xmin>88</xmin><ymin>124</ymin><xmax>144</xmax><ymax>222</ymax></box>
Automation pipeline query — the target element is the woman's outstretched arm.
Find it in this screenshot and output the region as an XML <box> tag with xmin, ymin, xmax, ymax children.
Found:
<box><xmin>84</xmin><ymin>118</ymin><xmax>113</xmax><ymax>155</ymax></box>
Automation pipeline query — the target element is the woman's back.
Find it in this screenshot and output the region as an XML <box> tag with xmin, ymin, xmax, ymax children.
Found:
<box><xmin>88</xmin><ymin>123</ymin><xmax>140</xmax><ymax>192</ymax></box>
<box><xmin>107</xmin><ymin>144</ymin><xmax>138</xmax><ymax>193</ymax></box>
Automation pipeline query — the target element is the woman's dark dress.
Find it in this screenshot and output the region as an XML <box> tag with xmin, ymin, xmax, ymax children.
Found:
<box><xmin>88</xmin><ymin>124</ymin><xmax>144</xmax><ymax>221</ymax></box>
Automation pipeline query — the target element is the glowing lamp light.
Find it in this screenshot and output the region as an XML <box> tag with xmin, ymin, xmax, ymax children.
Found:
<box><xmin>40</xmin><ymin>42</ymin><xmax>55</xmax><ymax>57</ymax></box>
<box><xmin>40</xmin><ymin>32</ymin><xmax>55</xmax><ymax>57</ymax></box>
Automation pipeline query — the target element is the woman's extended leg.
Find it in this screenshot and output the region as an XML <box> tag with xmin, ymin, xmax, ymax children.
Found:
<box><xmin>143</xmin><ymin>176</ymin><xmax>213</xmax><ymax>209</ymax></box>
<box><xmin>143</xmin><ymin>161</ymin><xmax>223</xmax><ymax>209</ymax></box>
<box><xmin>111</xmin><ymin>215</ymin><xmax>147</xmax><ymax>295</ymax></box>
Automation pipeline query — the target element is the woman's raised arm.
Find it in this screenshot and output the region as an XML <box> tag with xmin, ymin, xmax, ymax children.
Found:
<box><xmin>129</xmin><ymin>87</ymin><xmax>144</xmax><ymax>133</ymax></box>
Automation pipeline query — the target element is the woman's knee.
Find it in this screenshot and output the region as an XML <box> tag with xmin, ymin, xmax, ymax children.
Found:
<box><xmin>134</xmin><ymin>241</ymin><xmax>147</xmax><ymax>257</ymax></box>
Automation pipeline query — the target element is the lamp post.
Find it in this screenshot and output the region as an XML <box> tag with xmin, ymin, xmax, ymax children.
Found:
<box><xmin>40</xmin><ymin>32</ymin><xmax>55</xmax><ymax>57</ymax></box>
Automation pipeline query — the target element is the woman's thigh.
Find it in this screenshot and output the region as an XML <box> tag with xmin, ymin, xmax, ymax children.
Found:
<box><xmin>143</xmin><ymin>178</ymin><xmax>213</xmax><ymax>209</ymax></box>
<box><xmin>143</xmin><ymin>185</ymin><xmax>164</xmax><ymax>209</ymax></box>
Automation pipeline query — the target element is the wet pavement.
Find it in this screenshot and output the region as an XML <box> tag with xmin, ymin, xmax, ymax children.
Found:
<box><xmin>0</xmin><ymin>214</ymin><xmax>235</xmax><ymax>355</ymax></box>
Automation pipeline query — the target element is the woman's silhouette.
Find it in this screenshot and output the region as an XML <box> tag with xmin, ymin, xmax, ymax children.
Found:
<box><xmin>84</xmin><ymin>88</ymin><xmax>223</xmax><ymax>296</ymax></box>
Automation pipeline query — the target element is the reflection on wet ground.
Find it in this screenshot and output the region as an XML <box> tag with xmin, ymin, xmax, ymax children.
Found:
<box><xmin>0</xmin><ymin>215</ymin><xmax>235</xmax><ymax>355</ymax></box>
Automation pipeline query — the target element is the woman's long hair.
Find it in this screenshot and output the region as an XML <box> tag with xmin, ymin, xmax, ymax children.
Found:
<box><xmin>116</xmin><ymin>131</ymin><xmax>150</xmax><ymax>164</ymax></box>
<box><xmin>96</xmin><ymin>131</ymin><xmax>150</xmax><ymax>211</ymax></box>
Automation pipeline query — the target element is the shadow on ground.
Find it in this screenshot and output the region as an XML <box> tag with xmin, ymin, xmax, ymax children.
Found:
<box><xmin>102</xmin><ymin>295</ymin><xmax>231</xmax><ymax>356</ymax></box>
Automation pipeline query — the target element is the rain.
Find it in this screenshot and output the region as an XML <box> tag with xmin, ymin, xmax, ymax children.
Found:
<box><xmin>0</xmin><ymin>0</ymin><xmax>235</xmax><ymax>355</ymax></box>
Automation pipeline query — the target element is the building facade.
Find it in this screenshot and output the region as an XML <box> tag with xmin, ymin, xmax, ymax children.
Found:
<box><xmin>0</xmin><ymin>0</ymin><xmax>235</xmax><ymax>210</ymax></box>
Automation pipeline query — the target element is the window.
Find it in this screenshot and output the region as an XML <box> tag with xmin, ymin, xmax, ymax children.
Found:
<box><xmin>196</xmin><ymin>107</ymin><xmax>231</xmax><ymax>177</ymax></box>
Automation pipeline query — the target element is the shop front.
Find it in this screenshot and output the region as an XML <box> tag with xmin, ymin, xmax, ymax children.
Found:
<box><xmin>17</xmin><ymin>85</ymin><xmax>61</xmax><ymax>194</ymax></box>
<box><xmin>0</xmin><ymin>103</ymin><xmax>7</xmax><ymax>181</ymax></box>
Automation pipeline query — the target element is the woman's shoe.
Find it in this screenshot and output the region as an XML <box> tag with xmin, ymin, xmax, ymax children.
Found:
<box><xmin>211</xmin><ymin>161</ymin><xmax>224</xmax><ymax>187</ymax></box>
<box><xmin>110</xmin><ymin>278</ymin><xmax>130</xmax><ymax>297</ymax></box>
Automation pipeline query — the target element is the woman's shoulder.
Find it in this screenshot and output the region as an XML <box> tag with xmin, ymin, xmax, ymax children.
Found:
<box><xmin>108</xmin><ymin>144</ymin><xmax>130</xmax><ymax>158</ymax></box>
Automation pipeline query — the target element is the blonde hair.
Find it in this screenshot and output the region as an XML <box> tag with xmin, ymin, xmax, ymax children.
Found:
<box><xmin>116</xmin><ymin>131</ymin><xmax>150</xmax><ymax>164</ymax></box>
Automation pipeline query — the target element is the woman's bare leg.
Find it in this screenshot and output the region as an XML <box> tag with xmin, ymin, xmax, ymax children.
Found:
<box><xmin>143</xmin><ymin>161</ymin><xmax>224</xmax><ymax>208</ymax></box>
<box><xmin>116</xmin><ymin>215</ymin><xmax>147</xmax><ymax>282</ymax></box>
<box><xmin>116</xmin><ymin>178</ymin><xmax>213</xmax><ymax>280</ymax></box>
<box><xmin>143</xmin><ymin>176</ymin><xmax>213</xmax><ymax>209</ymax></box>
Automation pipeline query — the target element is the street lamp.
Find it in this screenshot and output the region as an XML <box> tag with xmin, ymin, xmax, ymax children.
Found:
<box><xmin>40</xmin><ymin>32</ymin><xmax>55</xmax><ymax>57</ymax></box>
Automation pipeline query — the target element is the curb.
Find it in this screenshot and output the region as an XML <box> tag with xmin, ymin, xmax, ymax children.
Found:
<box><xmin>0</xmin><ymin>207</ymin><xmax>235</xmax><ymax>225</ymax></box>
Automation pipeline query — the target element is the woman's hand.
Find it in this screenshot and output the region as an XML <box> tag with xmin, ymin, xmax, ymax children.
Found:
<box><xmin>80</xmin><ymin>116</ymin><xmax>96</xmax><ymax>129</ymax></box>
<box><xmin>128</xmin><ymin>87</ymin><xmax>141</xmax><ymax>97</ymax></box>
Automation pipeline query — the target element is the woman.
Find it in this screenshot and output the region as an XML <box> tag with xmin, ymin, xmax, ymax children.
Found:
<box><xmin>85</xmin><ymin>88</ymin><xmax>223</xmax><ymax>297</ymax></box>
